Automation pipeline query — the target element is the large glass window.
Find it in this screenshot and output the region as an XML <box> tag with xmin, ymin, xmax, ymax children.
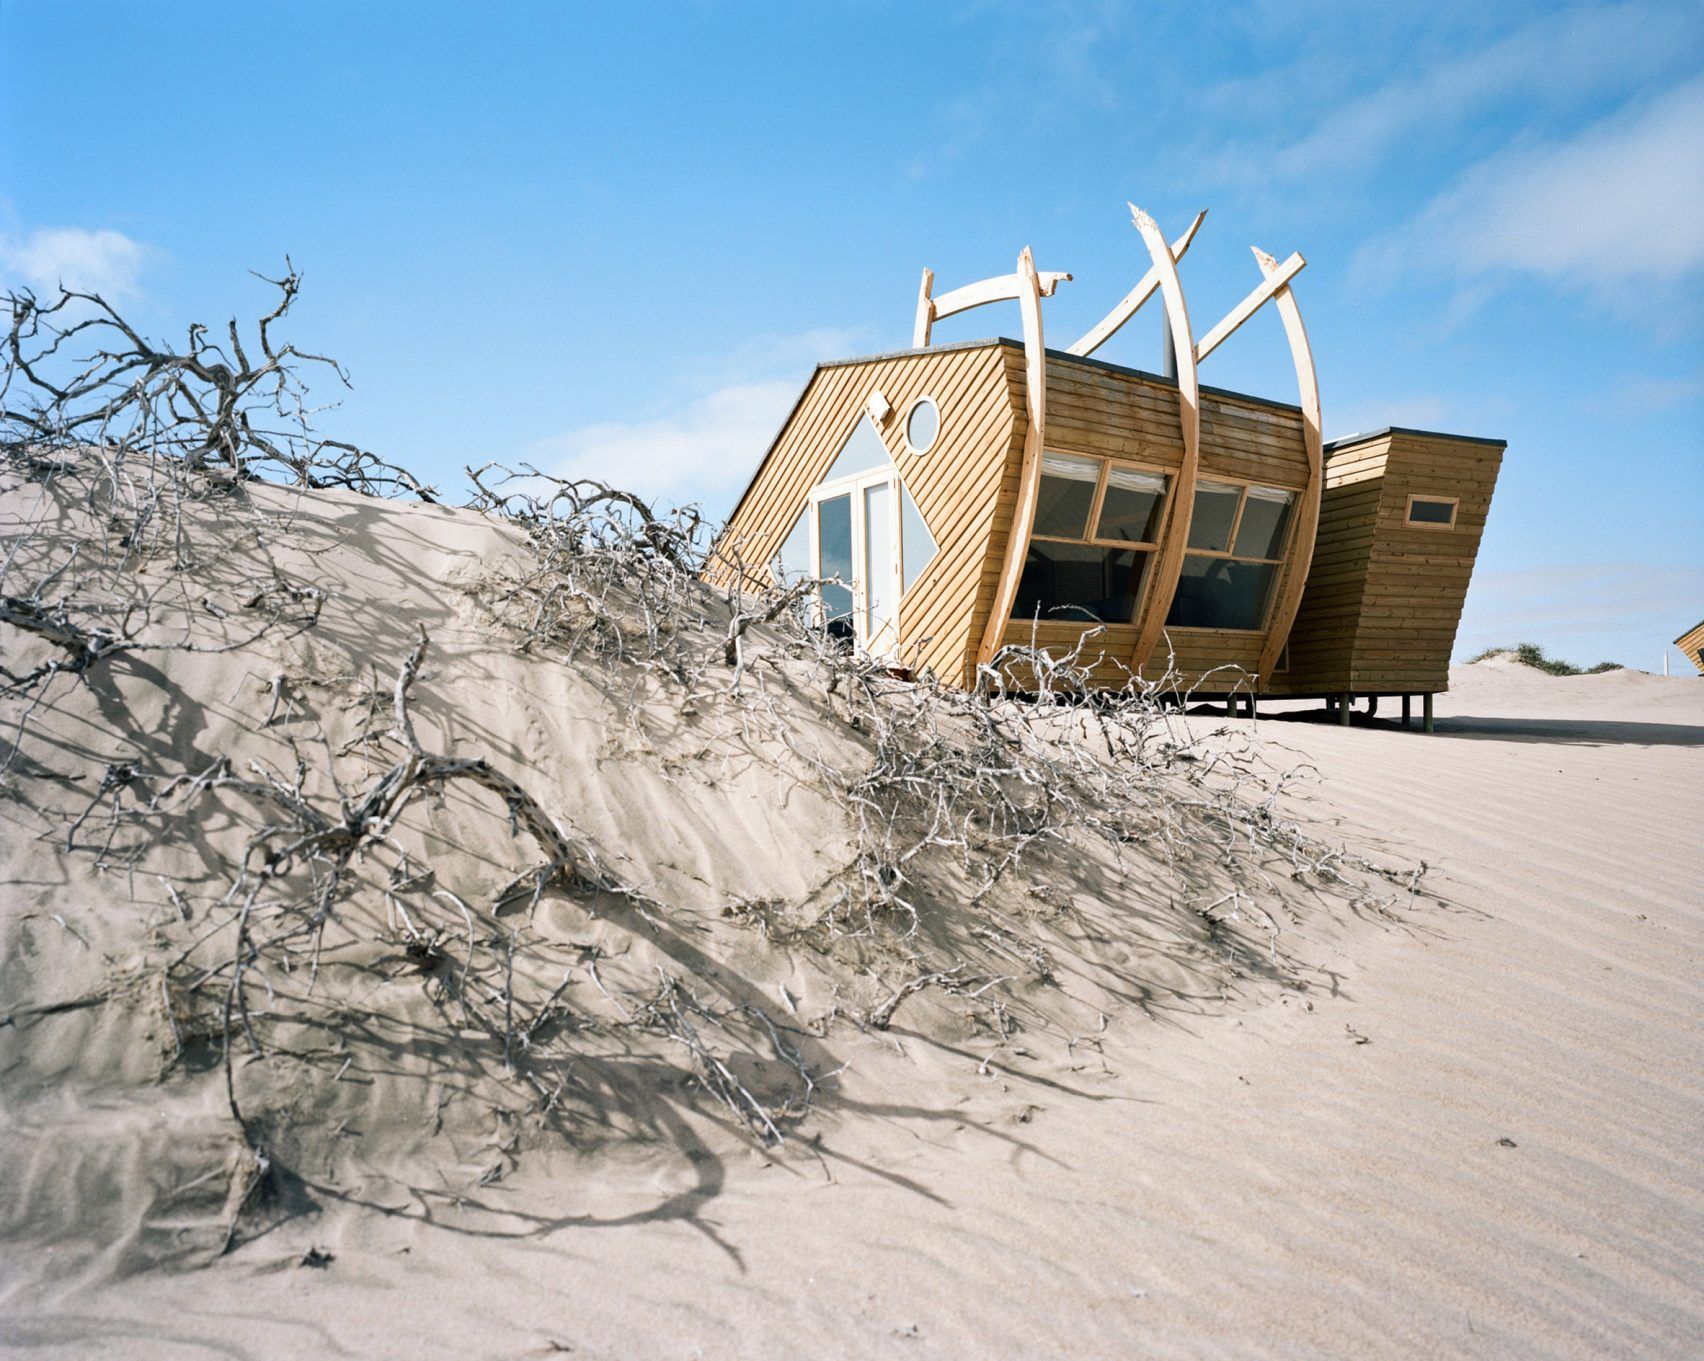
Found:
<box><xmin>1013</xmin><ymin>454</ymin><xmax>1171</xmax><ymax>625</ymax></box>
<box><xmin>1165</xmin><ymin>482</ymin><xmax>1296</xmax><ymax>631</ymax></box>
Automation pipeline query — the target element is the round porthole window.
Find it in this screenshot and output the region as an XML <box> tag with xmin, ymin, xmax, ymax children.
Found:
<box><xmin>905</xmin><ymin>396</ymin><xmax>940</xmax><ymax>455</ymax></box>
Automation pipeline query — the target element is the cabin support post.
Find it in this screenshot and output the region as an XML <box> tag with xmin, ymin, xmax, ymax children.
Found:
<box><xmin>1423</xmin><ymin>693</ymin><xmax>1435</xmax><ymax>734</ymax></box>
<box><xmin>1339</xmin><ymin>692</ymin><xmax>1353</xmax><ymax>726</ymax></box>
<box><xmin>1401</xmin><ymin>695</ymin><xmax>1412</xmax><ymax>728</ymax></box>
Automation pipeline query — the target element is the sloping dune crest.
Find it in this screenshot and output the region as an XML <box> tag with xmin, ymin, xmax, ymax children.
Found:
<box><xmin>2</xmin><ymin>464</ymin><xmax>1700</xmax><ymax>1359</ymax></box>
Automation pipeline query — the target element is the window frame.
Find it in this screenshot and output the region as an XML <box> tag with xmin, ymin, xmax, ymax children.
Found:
<box><xmin>903</xmin><ymin>395</ymin><xmax>941</xmax><ymax>456</ymax></box>
<box><xmin>1403</xmin><ymin>493</ymin><xmax>1459</xmax><ymax>530</ymax></box>
<box><xmin>1165</xmin><ymin>473</ymin><xmax>1304</xmax><ymax>635</ymax></box>
<box><xmin>807</xmin><ymin>462</ymin><xmax>904</xmax><ymax>654</ymax></box>
<box><xmin>1026</xmin><ymin>451</ymin><xmax>1174</xmax><ymax>554</ymax></box>
<box><xmin>1014</xmin><ymin>450</ymin><xmax>1175</xmax><ymax>626</ymax></box>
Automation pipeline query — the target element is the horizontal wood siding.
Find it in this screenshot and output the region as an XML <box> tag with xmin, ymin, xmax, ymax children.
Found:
<box><xmin>1274</xmin><ymin>451</ymin><xmax>1384</xmax><ymax>694</ymax></box>
<box><xmin>1277</xmin><ymin>431</ymin><xmax>1504</xmax><ymax>694</ymax></box>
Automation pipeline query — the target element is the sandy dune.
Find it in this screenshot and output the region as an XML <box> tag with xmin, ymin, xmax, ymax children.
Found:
<box><xmin>2</xmin><ymin>479</ymin><xmax>1700</xmax><ymax>1359</ymax></box>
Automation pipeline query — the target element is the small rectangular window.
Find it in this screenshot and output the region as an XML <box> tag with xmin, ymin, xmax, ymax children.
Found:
<box><xmin>1234</xmin><ymin>486</ymin><xmax>1295</xmax><ymax>560</ymax></box>
<box><xmin>1033</xmin><ymin>453</ymin><xmax>1100</xmax><ymax>538</ymax></box>
<box><xmin>1405</xmin><ymin>495</ymin><xmax>1458</xmax><ymax>528</ymax></box>
<box><xmin>1096</xmin><ymin>467</ymin><xmax>1168</xmax><ymax>543</ymax></box>
<box><xmin>1186</xmin><ymin>481</ymin><xmax>1242</xmax><ymax>551</ymax></box>
<box><xmin>817</xmin><ymin>492</ymin><xmax>855</xmax><ymax>637</ymax></box>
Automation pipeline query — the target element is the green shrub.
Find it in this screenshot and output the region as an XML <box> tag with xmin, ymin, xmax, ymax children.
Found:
<box><xmin>1467</xmin><ymin>643</ymin><xmax>1623</xmax><ymax>676</ymax></box>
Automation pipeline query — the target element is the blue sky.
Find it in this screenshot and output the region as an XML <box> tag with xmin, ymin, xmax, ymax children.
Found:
<box><xmin>3</xmin><ymin>0</ymin><xmax>1701</xmax><ymax>668</ymax></box>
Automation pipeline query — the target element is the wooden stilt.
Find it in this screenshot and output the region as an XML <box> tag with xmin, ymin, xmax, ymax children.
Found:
<box><xmin>1401</xmin><ymin>695</ymin><xmax>1411</xmax><ymax>728</ymax></box>
<box><xmin>1423</xmin><ymin>693</ymin><xmax>1434</xmax><ymax>734</ymax></box>
<box><xmin>1339</xmin><ymin>691</ymin><xmax>1353</xmax><ymax>726</ymax></box>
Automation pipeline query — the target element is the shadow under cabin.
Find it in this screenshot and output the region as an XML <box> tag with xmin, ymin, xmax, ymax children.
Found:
<box><xmin>706</xmin><ymin>203</ymin><xmax>1506</xmax><ymax>731</ymax></box>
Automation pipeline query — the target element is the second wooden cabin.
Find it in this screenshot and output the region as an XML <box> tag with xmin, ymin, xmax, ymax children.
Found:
<box><xmin>1675</xmin><ymin>619</ymin><xmax>1704</xmax><ymax>675</ymax></box>
<box><xmin>708</xmin><ymin>205</ymin><xmax>1505</xmax><ymax>724</ymax></box>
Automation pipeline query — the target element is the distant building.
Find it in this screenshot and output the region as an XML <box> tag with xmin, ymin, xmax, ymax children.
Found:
<box><xmin>1676</xmin><ymin>619</ymin><xmax>1704</xmax><ymax>674</ymax></box>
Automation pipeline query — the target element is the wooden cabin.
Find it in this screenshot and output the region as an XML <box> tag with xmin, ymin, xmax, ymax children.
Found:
<box><xmin>707</xmin><ymin>206</ymin><xmax>1505</xmax><ymax>725</ymax></box>
<box><xmin>1676</xmin><ymin>619</ymin><xmax>1704</xmax><ymax>675</ymax></box>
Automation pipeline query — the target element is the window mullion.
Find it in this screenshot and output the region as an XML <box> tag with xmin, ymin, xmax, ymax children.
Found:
<box><xmin>1224</xmin><ymin>486</ymin><xmax>1250</xmax><ymax>555</ymax></box>
<box><xmin>1085</xmin><ymin>458</ymin><xmax>1111</xmax><ymax>540</ymax></box>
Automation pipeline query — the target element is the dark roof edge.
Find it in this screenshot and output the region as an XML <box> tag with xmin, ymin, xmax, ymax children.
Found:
<box><xmin>1674</xmin><ymin>619</ymin><xmax>1704</xmax><ymax>647</ymax></box>
<box><xmin>820</xmin><ymin>336</ymin><xmax>1311</xmax><ymax>417</ymax></box>
<box><xmin>1324</xmin><ymin>426</ymin><xmax>1507</xmax><ymax>452</ymax></box>
<box><xmin>814</xmin><ymin>337</ymin><xmax>1008</xmax><ymax>368</ymax></box>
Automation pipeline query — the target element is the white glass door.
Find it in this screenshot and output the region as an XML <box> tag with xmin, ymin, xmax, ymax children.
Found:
<box><xmin>809</xmin><ymin>468</ymin><xmax>901</xmax><ymax>655</ymax></box>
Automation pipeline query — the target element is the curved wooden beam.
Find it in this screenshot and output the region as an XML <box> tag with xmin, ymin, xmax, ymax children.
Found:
<box><xmin>1194</xmin><ymin>251</ymin><xmax>1304</xmax><ymax>364</ymax></box>
<box><xmin>1251</xmin><ymin>246</ymin><xmax>1323</xmax><ymax>685</ymax></box>
<box><xmin>927</xmin><ymin>269</ymin><xmax>1071</xmax><ymax>330</ymax></box>
<box><xmin>1127</xmin><ymin>204</ymin><xmax>1202</xmax><ymax>674</ymax></box>
<box><xmin>973</xmin><ymin>246</ymin><xmax>1052</xmax><ymax>674</ymax></box>
<box><xmin>1067</xmin><ymin>210</ymin><xmax>1207</xmax><ymax>357</ymax></box>
<box><xmin>913</xmin><ymin>267</ymin><xmax>935</xmax><ymax>348</ymax></box>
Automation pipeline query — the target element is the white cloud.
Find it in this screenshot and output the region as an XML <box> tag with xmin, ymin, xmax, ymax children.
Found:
<box><xmin>1205</xmin><ymin>2</ymin><xmax>1703</xmax><ymax>187</ymax></box>
<box><xmin>1355</xmin><ymin>75</ymin><xmax>1704</xmax><ymax>298</ymax></box>
<box><xmin>0</xmin><ymin>227</ymin><xmax>147</xmax><ymax>299</ymax></box>
<box><xmin>530</xmin><ymin>378</ymin><xmax>803</xmax><ymax>510</ymax></box>
<box><xmin>1433</xmin><ymin>77</ymin><xmax>1704</xmax><ymax>281</ymax></box>
<box><xmin>1608</xmin><ymin>374</ymin><xmax>1704</xmax><ymax>412</ymax></box>
<box><xmin>527</xmin><ymin>327</ymin><xmax>869</xmax><ymax>514</ymax></box>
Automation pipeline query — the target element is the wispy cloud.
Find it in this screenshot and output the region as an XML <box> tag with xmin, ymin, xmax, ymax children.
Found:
<box><xmin>1204</xmin><ymin>2</ymin><xmax>1704</xmax><ymax>188</ymax></box>
<box><xmin>1354</xmin><ymin>74</ymin><xmax>1704</xmax><ymax>308</ymax></box>
<box><xmin>1588</xmin><ymin>371</ymin><xmax>1704</xmax><ymax>414</ymax></box>
<box><xmin>0</xmin><ymin>226</ymin><xmax>147</xmax><ymax>298</ymax></box>
<box><xmin>527</xmin><ymin>327</ymin><xmax>867</xmax><ymax>514</ymax></box>
<box><xmin>905</xmin><ymin>0</ymin><xmax>1128</xmax><ymax>180</ymax></box>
